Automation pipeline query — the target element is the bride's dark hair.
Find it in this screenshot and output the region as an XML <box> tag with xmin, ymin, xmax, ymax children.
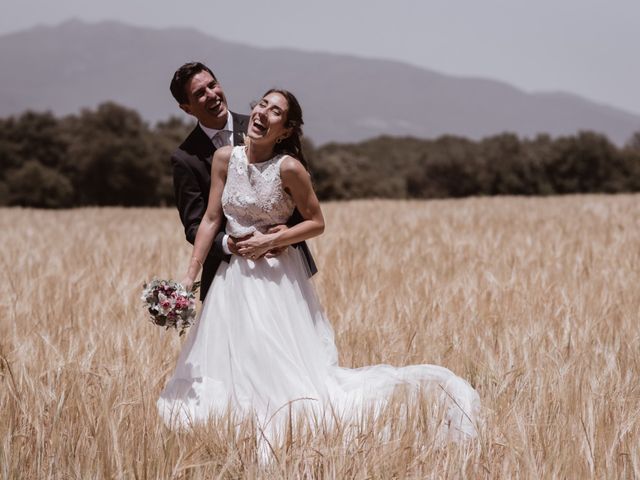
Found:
<box><xmin>261</xmin><ymin>88</ymin><xmax>308</xmax><ymax>170</ymax></box>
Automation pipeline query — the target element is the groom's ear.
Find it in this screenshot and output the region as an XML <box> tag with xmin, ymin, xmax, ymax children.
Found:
<box><xmin>179</xmin><ymin>103</ymin><xmax>192</xmax><ymax>115</ymax></box>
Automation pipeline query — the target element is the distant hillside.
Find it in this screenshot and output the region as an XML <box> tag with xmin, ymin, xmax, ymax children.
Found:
<box><xmin>0</xmin><ymin>19</ymin><xmax>638</xmax><ymax>145</ymax></box>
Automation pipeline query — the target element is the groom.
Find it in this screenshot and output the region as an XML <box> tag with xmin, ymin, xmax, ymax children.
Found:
<box><xmin>169</xmin><ymin>62</ymin><xmax>317</xmax><ymax>300</ymax></box>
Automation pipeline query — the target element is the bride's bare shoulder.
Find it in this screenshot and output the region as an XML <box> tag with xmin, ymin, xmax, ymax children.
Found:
<box><xmin>280</xmin><ymin>155</ymin><xmax>307</xmax><ymax>176</ymax></box>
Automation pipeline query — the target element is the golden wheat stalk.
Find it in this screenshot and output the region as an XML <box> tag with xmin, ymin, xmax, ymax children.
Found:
<box><xmin>0</xmin><ymin>196</ymin><xmax>638</xmax><ymax>478</ymax></box>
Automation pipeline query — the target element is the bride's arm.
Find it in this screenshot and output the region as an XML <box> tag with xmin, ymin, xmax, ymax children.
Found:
<box><xmin>181</xmin><ymin>146</ymin><xmax>232</xmax><ymax>289</ymax></box>
<box><xmin>236</xmin><ymin>156</ymin><xmax>324</xmax><ymax>258</ymax></box>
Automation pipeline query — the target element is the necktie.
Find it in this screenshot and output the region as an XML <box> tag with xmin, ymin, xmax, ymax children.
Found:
<box><xmin>212</xmin><ymin>130</ymin><xmax>232</xmax><ymax>149</ymax></box>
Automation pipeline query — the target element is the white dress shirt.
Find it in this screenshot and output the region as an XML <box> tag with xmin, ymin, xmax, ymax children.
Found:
<box><xmin>199</xmin><ymin>112</ymin><xmax>235</xmax><ymax>147</ymax></box>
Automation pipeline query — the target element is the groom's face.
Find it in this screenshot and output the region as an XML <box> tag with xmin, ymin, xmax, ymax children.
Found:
<box><xmin>180</xmin><ymin>71</ymin><xmax>229</xmax><ymax>129</ymax></box>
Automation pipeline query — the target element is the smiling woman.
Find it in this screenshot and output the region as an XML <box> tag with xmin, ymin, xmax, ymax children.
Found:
<box><xmin>247</xmin><ymin>92</ymin><xmax>292</xmax><ymax>152</ymax></box>
<box><xmin>156</xmin><ymin>88</ymin><xmax>480</xmax><ymax>456</ymax></box>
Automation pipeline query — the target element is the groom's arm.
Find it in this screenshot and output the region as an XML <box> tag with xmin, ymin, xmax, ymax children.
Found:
<box><xmin>171</xmin><ymin>153</ymin><xmax>230</xmax><ymax>261</ymax></box>
<box><xmin>286</xmin><ymin>208</ymin><xmax>318</xmax><ymax>276</ymax></box>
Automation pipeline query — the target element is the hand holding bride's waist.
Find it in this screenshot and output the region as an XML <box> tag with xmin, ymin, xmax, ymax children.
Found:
<box><xmin>234</xmin><ymin>225</ymin><xmax>289</xmax><ymax>260</ymax></box>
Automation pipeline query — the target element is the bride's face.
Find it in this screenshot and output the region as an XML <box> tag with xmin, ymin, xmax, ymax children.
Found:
<box><xmin>248</xmin><ymin>92</ymin><xmax>292</xmax><ymax>144</ymax></box>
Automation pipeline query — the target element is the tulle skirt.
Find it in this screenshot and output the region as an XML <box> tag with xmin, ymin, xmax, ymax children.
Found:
<box><xmin>157</xmin><ymin>247</ymin><xmax>480</xmax><ymax>445</ymax></box>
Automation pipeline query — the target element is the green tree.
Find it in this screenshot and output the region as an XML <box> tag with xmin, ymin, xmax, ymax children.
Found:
<box><xmin>419</xmin><ymin>136</ymin><xmax>483</xmax><ymax>198</ymax></box>
<box><xmin>0</xmin><ymin>111</ymin><xmax>69</xmax><ymax>170</ymax></box>
<box><xmin>625</xmin><ymin>131</ymin><xmax>640</xmax><ymax>152</ymax></box>
<box><xmin>6</xmin><ymin>160</ymin><xmax>73</xmax><ymax>208</ymax></box>
<box><xmin>151</xmin><ymin>116</ymin><xmax>195</xmax><ymax>205</ymax></box>
<box><xmin>547</xmin><ymin>131</ymin><xmax>619</xmax><ymax>193</ymax></box>
<box><xmin>0</xmin><ymin>181</ymin><xmax>8</xmax><ymax>206</ymax></box>
<box><xmin>63</xmin><ymin>102</ymin><xmax>159</xmax><ymax>206</ymax></box>
<box><xmin>0</xmin><ymin>136</ymin><xmax>22</xmax><ymax>180</ymax></box>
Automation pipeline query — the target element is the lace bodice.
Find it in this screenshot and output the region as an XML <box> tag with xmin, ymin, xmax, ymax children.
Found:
<box><xmin>221</xmin><ymin>146</ymin><xmax>295</xmax><ymax>237</ymax></box>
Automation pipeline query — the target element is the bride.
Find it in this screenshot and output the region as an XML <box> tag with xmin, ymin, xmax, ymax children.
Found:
<box><xmin>157</xmin><ymin>88</ymin><xmax>480</xmax><ymax>444</ymax></box>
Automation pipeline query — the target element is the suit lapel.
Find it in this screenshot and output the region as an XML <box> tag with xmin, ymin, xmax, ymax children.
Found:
<box><xmin>183</xmin><ymin>112</ymin><xmax>249</xmax><ymax>162</ymax></box>
<box><xmin>181</xmin><ymin>125</ymin><xmax>215</xmax><ymax>162</ymax></box>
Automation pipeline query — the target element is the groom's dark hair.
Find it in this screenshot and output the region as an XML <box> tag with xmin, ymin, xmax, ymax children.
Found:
<box><xmin>170</xmin><ymin>62</ymin><xmax>217</xmax><ymax>105</ymax></box>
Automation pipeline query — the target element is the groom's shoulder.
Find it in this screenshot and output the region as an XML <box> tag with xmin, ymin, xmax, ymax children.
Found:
<box><xmin>177</xmin><ymin>124</ymin><xmax>206</xmax><ymax>151</ymax></box>
<box><xmin>172</xmin><ymin>124</ymin><xmax>212</xmax><ymax>163</ymax></box>
<box><xmin>231</xmin><ymin>111</ymin><xmax>250</xmax><ymax>132</ymax></box>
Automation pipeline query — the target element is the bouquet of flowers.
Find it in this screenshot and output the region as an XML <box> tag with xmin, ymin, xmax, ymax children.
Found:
<box><xmin>141</xmin><ymin>279</ymin><xmax>200</xmax><ymax>336</ymax></box>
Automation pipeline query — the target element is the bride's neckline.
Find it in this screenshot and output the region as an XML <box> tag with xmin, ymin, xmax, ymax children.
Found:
<box><xmin>242</xmin><ymin>145</ymin><xmax>281</xmax><ymax>166</ymax></box>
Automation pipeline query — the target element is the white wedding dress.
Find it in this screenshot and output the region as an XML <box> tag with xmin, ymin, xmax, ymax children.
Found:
<box><xmin>158</xmin><ymin>146</ymin><xmax>480</xmax><ymax>445</ymax></box>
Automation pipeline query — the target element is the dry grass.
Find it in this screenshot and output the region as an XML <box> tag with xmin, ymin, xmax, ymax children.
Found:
<box><xmin>1</xmin><ymin>195</ymin><xmax>639</xmax><ymax>479</ymax></box>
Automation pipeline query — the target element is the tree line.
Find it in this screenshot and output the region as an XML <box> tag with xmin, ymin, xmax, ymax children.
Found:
<box><xmin>1</xmin><ymin>102</ymin><xmax>639</xmax><ymax>208</ymax></box>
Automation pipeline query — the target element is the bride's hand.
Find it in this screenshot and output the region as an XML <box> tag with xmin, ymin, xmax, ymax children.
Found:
<box><xmin>264</xmin><ymin>225</ymin><xmax>288</xmax><ymax>257</ymax></box>
<box><xmin>236</xmin><ymin>231</ymin><xmax>275</xmax><ymax>260</ymax></box>
<box><xmin>180</xmin><ymin>275</ymin><xmax>195</xmax><ymax>292</ymax></box>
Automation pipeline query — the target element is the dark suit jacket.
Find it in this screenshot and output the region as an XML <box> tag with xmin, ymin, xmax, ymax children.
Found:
<box><xmin>171</xmin><ymin>112</ymin><xmax>317</xmax><ymax>300</ymax></box>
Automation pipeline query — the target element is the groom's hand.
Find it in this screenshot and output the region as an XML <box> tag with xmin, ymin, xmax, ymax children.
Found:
<box><xmin>226</xmin><ymin>236</ymin><xmax>240</xmax><ymax>255</ymax></box>
<box><xmin>228</xmin><ymin>234</ymin><xmax>252</xmax><ymax>256</ymax></box>
<box><xmin>237</xmin><ymin>231</ymin><xmax>274</xmax><ymax>259</ymax></box>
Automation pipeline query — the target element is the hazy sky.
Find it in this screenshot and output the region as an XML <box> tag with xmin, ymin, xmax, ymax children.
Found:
<box><xmin>4</xmin><ymin>0</ymin><xmax>640</xmax><ymax>115</ymax></box>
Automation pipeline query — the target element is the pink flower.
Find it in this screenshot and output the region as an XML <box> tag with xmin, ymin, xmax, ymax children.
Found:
<box><xmin>175</xmin><ymin>297</ymin><xmax>189</xmax><ymax>309</ymax></box>
<box><xmin>142</xmin><ymin>278</ymin><xmax>199</xmax><ymax>336</ymax></box>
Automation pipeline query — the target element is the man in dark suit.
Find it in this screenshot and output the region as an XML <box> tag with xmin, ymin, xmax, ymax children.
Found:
<box><xmin>169</xmin><ymin>62</ymin><xmax>316</xmax><ymax>300</ymax></box>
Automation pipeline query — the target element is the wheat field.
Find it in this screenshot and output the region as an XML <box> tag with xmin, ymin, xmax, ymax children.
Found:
<box><xmin>1</xmin><ymin>195</ymin><xmax>639</xmax><ymax>479</ymax></box>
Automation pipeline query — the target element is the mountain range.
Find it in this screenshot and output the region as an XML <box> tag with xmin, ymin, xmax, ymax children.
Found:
<box><xmin>0</xmin><ymin>19</ymin><xmax>638</xmax><ymax>145</ymax></box>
